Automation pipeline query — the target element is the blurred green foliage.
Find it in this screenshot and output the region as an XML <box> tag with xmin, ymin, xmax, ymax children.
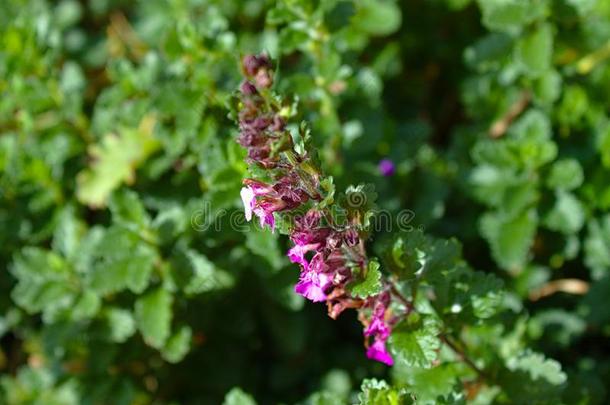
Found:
<box><xmin>1</xmin><ymin>0</ymin><xmax>610</xmax><ymax>403</ymax></box>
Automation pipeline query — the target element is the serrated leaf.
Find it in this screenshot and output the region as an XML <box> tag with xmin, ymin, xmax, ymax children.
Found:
<box><xmin>76</xmin><ymin>115</ymin><xmax>159</xmax><ymax>207</ymax></box>
<box><xmin>10</xmin><ymin>248</ymin><xmax>77</xmax><ymax>320</ymax></box>
<box><xmin>506</xmin><ymin>351</ymin><xmax>567</xmax><ymax>385</ymax></box>
<box><xmin>392</xmin><ymin>363</ymin><xmax>459</xmax><ymax>402</ymax></box>
<box><xmin>480</xmin><ymin>209</ymin><xmax>538</xmax><ymax>270</ymax></box>
<box><xmin>88</xmin><ymin>227</ymin><xmax>157</xmax><ymax>295</ymax></box>
<box><xmin>162</xmin><ymin>325</ymin><xmax>192</xmax><ymax>363</ymax></box>
<box><xmin>135</xmin><ymin>287</ymin><xmax>173</xmax><ymax>349</ymax></box>
<box><xmin>389</xmin><ymin>316</ymin><xmax>441</xmax><ymax>368</ymax></box>
<box><xmin>470</xmin><ymin>272</ymin><xmax>504</xmax><ymax>318</ymax></box>
<box><xmin>531</xmin><ymin>309</ymin><xmax>586</xmax><ymax>346</ymax></box>
<box><xmin>349</xmin><ymin>260</ymin><xmax>383</xmax><ymax>298</ymax></box>
<box><xmin>358</xmin><ymin>378</ymin><xmax>412</xmax><ymax>405</ymax></box>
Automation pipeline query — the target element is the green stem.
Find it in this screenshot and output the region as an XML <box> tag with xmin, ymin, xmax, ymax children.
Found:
<box><xmin>440</xmin><ymin>334</ymin><xmax>489</xmax><ymax>382</ymax></box>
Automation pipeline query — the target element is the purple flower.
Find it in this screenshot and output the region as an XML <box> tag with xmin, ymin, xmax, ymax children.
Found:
<box><xmin>366</xmin><ymin>338</ymin><xmax>394</xmax><ymax>366</ymax></box>
<box><xmin>287</xmin><ymin>242</ymin><xmax>321</xmax><ymax>268</ymax></box>
<box><xmin>253</xmin><ymin>205</ymin><xmax>276</xmax><ymax>231</ymax></box>
<box><xmin>362</xmin><ymin>292</ymin><xmax>394</xmax><ymax>365</ymax></box>
<box><xmin>295</xmin><ymin>254</ymin><xmax>332</xmax><ymax>302</ymax></box>
<box><xmin>235</xmin><ymin>55</ymin><xmax>403</xmax><ymax>368</ymax></box>
<box><xmin>241</xmin><ymin>54</ymin><xmax>273</xmax><ymax>88</ymax></box>
<box><xmin>240</xmin><ymin>180</ymin><xmax>282</xmax><ymax>231</ymax></box>
<box><xmin>378</xmin><ymin>158</ymin><xmax>396</xmax><ymax>177</ymax></box>
<box><xmin>364</xmin><ymin>305</ymin><xmax>391</xmax><ymax>340</ymax></box>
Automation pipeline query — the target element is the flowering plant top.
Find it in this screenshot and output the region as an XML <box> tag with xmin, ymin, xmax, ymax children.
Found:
<box><xmin>233</xmin><ymin>54</ymin><xmax>406</xmax><ymax>365</ymax></box>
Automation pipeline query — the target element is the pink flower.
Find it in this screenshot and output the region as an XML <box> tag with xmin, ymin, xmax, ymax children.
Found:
<box><xmin>295</xmin><ymin>270</ymin><xmax>332</xmax><ymax>302</ymax></box>
<box><xmin>253</xmin><ymin>206</ymin><xmax>276</xmax><ymax>231</ymax></box>
<box><xmin>366</xmin><ymin>338</ymin><xmax>394</xmax><ymax>366</ymax></box>
<box><xmin>287</xmin><ymin>243</ymin><xmax>321</xmax><ymax>268</ymax></box>
<box><xmin>240</xmin><ymin>180</ymin><xmax>283</xmax><ymax>232</ymax></box>
<box><xmin>362</xmin><ymin>292</ymin><xmax>394</xmax><ymax>365</ymax></box>
<box><xmin>294</xmin><ymin>253</ymin><xmax>332</xmax><ymax>302</ymax></box>
<box><xmin>364</xmin><ymin>302</ymin><xmax>391</xmax><ymax>339</ymax></box>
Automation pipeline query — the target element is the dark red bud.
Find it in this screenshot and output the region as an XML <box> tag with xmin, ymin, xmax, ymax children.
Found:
<box><xmin>240</xmin><ymin>80</ymin><xmax>257</xmax><ymax>95</ymax></box>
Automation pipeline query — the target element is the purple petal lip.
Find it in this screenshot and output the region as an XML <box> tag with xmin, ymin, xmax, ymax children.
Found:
<box><xmin>366</xmin><ymin>339</ymin><xmax>394</xmax><ymax>366</ymax></box>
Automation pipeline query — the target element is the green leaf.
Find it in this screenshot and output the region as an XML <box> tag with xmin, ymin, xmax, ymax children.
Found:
<box><xmin>358</xmin><ymin>379</ymin><xmax>412</xmax><ymax>405</ymax></box>
<box><xmin>532</xmin><ymin>69</ymin><xmax>562</xmax><ymax>105</ymax></box>
<box><xmin>509</xmin><ymin>109</ymin><xmax>552</xmax><ymax>142</ymax></box>
<box><xmin>515</xmin><ymin>24</ymin><xmax>553</xmax><ymax>77</ymax></box>
<box><xmin>88</xmin><ymin>227</ymin><xmax>157</xmax><ymax>295</ymax></box>
<box><xmin>172</xmin><ymin>249</ymin><xmax>235</xmax><ymax>295</ymax></box>
<box><xmin>135</xmin><ymin>287</ymin><xmax>173</xmax><ymax>349</ymax></box>
<box><xmin>104</xmin><ymin>307</ymin><xmax>136</xmax><ymax>343</ymax></box>
<box><xmin>109</xmin><ymin>188</ymin><xmax>151</xmax><ymax>230</ymax></box>
<box><xmin>382</xmin><ymin>231</ymin><xmax>427</xmax><ymax>279</ymax></box>
<box><xmin>223</xmin><ymin>387</ymin><xmax>257</xmax><ymax>405</ymax></box>
<box><xmin>389</xmin><ymin>315</ymin><xmax>441</xmax><ymax>368</ymax></box>
<box><xmin>478</xmin><ymin>0</ymin><xmax>545</xmax><ymax>32</ymax></box>
<box><xmin>565</xmin><ymin>0</ymin><xmax>598</xmax><ymax>15</ymax></box>
<box><xmin>506</xmin><ymin>351</ymin><xmax>567</xmax><ymax>385</ymax></box>
<box><xmin>245</xmin><ymin>228</ymin><xmax>284</xmax><ymax>271</ymax></box>
<box><xmin>597</xmin><ymin>125</ymin><xmax>610</xmax><ymax>169</ymax></box>
<box><xmin>557</xmin><ymin>85</ymin><xmax>589</xmax><ymax>129</ymax></box>
<box><xmin>480</xmin><ymin>209</ymin><xmax>538</xmax><ymax>270</ymax></box>
<box><xmin>10</xmin><ymin>248</ymin><xmax>77</xmax><ymax>321</ymax></box>
<box><xmin>469</xmin><ymin>272</ymin><xmax>504</xmax><ymax>319</ymax></box>
<box><xmin>76</xmin><ymin>115</ymin><xmax>159</xmax><ymax>207</ymax></box>
<box><xmin>162</xmin><ymin>325</ymin><xmax>192</xmax><ymax>363</ymax></box>
<box><xmin>52</xmin><ymin>205</ymin><xmax>85</xmax><ymax>260</ymax></box>
<box><xmin>530</xmin><ymin>309</ymin><xmax>586</xmax><ymax>347</ymax></box>
<box><xmin>584</xmin><ymin>215</ymin><xmax>610</xmax><ymax>274</ymax></box>
<box><xmin>546</xmin><ymin>159</ymin><xmax>584</xmax><ymax>191</ymax></box>
<box><xmin>1</xmin><ymin>367</ymin><xmax>79</xmax><ymax>405</ymax></box>
<box><xmin>543</xmin><ymin>191</ymin><xmax>585</xmax><ymax>235</ymax></box>
<box><xmin>304</xmin><ymin>391</ymin><xmax>345</xmax><ymax>405</ymax></box>
<box><xmin>392</xmin><ymin>363</ymin><xmax>459</xmax><ymax>402</ymax></box>
<box><xmin>67</xmin><ymin>290</ymin><xmax>101</xmax><ymax>321</ymax></box>
<box><xmin>425</xmin><ymin>238</ymin><xmax>463</xmax><ymax>282</ymax></box>
<box><xmin>349</xmin><ymin>260</ymin><xmax>383</xmax><ymax>298</ymax></box>
<box><xmin>353</xmin><ymin>0</ymin><xmax>402</xmax><ymax>36</ymax></box>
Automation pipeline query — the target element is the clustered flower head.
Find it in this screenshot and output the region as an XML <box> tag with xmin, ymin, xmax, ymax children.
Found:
<box><xmin>234</xmin><ymin>54</ymin><xmax>402</xmax><ymax>365</ymax></box>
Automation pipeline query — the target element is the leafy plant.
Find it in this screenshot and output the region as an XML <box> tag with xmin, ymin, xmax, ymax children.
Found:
<box><xmin>1</xmin><ymin>0</ymin><xmax>609</xmax><ymax>404</ymax></box>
